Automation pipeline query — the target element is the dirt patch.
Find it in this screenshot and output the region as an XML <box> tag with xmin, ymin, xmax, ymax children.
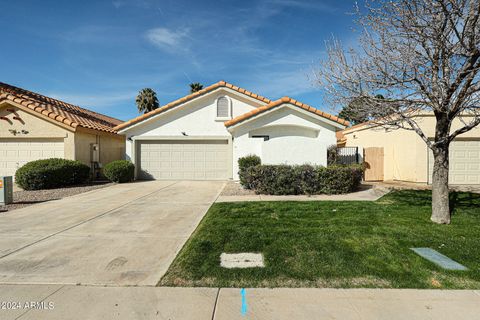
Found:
<box><xmin>220</xmin><ymin>181</ymin><xmax>256</xmax><ymax>196</ymax></box>
<box><xmin>0</xmin><ymin>182</ymin><xmax>113</xmax><ymax>213</ymax></box>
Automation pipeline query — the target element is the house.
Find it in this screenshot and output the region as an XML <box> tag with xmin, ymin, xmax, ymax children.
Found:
<box><xmin>115</xmin><ymin>81</ymin><xmax>349</xmax><ymax>180</ymax></box>
<box><xmin>339</xmin><ymin>114</ymin><xmax>480</xmax><ymax>184</ymax></box>
<box><xmin>0</xmin><ymin>82</ymin><xmax>125</xmax><ymax>178</ymax></box>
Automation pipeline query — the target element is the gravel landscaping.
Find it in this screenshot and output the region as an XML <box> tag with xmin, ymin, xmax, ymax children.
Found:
<box><xmin>0</xmin><ymin>182</ymin><xmax>113</xmax><ymax>213</ymax></box>
<box><xmin>220</xmin><ymin>181</ymin><xmax>256</xmax><ymax>196</ymax></box>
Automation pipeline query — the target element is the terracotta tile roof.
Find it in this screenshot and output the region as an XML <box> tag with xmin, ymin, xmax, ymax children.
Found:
<box><xmin>114</xmin><ymin>80</ymin><xmax>272</xmax><ymax>131</ymax></box>
<box><xmin>224</xmin><ymin>96</ymin><xmax>350</xmax><ymax>128</ymax></box>
<box><xmin>0</xmin><ymin>82</ymin><xmax>123</xmax><ymax>133</ymax></box>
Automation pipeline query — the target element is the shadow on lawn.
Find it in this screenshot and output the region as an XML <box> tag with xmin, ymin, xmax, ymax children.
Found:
<box><xmin>449</xmin><ymin>192</ymin><xmax>480</xmax><ymax>216</ymax></box>
<box><xmin>386</xmin><ymin>189</ymin><xmax>480</xmax><ymax>216</ymax></box>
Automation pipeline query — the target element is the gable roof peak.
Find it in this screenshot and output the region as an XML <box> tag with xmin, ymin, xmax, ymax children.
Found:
<box><xmin>225</xmin><ymin>97</ymin><xmax>350</xmax><ymax>128</ymax></box>
<box><xmin>115</xmin><ymin>80</ymin><xmax>272</xmax><ymax>131</ymax></box>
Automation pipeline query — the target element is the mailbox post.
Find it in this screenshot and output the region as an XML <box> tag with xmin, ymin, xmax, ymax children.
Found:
<box><xmin>0</xmin><ymin>176</ymin><xmax>13</xmax><ymax>205</ymax></box>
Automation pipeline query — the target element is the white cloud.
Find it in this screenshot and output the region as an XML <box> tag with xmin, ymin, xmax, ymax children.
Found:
<box><xmin>145</xmin><ymin>27</ymin><xmax>189</xmax><ymax>51</ymax></box>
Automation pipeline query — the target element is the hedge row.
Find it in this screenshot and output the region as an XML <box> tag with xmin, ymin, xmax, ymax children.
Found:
<box><xmin>15</xmin><ymin>158</ymin><xmax>90</xmax><ymax>190</ymax></box>
<box><xmin>241</xmin><ymin>164</ymin><xmax>364</xmax><ymax>195</ymax></box>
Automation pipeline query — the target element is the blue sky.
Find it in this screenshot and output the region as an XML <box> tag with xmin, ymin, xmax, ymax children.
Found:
<box><xmin>1</xmin><ymin>0</ymin><xmax>359</xmax><ymax>121</ymax></box>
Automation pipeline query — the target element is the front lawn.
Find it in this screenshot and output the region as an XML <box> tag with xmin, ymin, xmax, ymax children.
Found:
<box><xmin>159</xmin><ymin>190</ymin><xmax>480</xmax><ymax>289</ymax></box>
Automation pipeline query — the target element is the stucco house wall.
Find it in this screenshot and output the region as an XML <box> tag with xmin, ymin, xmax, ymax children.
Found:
<box><xmin>0</xmin><ymin>103</ymin><xmax>74</xmax><ymax>159</ymax></box>
<box><xmin>230</xmin><ymin>106</ymin><xmax>338</xmax><ymax>178</ymax></box>
<box><xmin>124</xmin><ymin>89</ymin><xmax>259</xmax><ymax>162</ymax></box>
<box><xmin>0</xmin><ymin>103</ymin><xmax>126</xmax><ymax>172</ymax></box>
<box><xmin>74</xmin><ymin>128</ymin><xmax>126</xmax><ymax>167</ymax></box>
<box><xmin>343</xmin><ymin>115</ymin><xmax>480</xmax><ymax>183</ymax></box>
<box><xmin>0</xmin><ymin>83</ymin><xmax>126</xmax><ymax>178</ymax></box>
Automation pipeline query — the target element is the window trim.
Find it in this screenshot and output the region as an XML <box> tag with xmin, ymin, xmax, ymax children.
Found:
<box><xmin>215</xmin><ymin>96</ymin><xmax>232</xmax><ymax>121</ymax></box>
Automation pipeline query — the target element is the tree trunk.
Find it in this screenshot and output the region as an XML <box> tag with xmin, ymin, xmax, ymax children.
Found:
<box><xmin>430</xmin><ymin>144</ymin><xmax>451</xmax><ymax>224</ymax></box>
<box><xmin>430</xmin><ymin>111</ymin><xmax>452</xmax><ymax>224</ymax></box>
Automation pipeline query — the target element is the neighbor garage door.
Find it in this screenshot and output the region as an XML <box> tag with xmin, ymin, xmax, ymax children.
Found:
<box><xmin>137</xmin><ymin>139</ymin><xmax>230</xmax><ymax>180</ymax></box>
<box><xmin>428</xmin><ymin>140</ymin><xmax>480</xmax><ymax>184</ymax></box>
<box><xmin>0</xmin><ymin>138</ymin><xmax>65</xmax><ymax>178</ymax></box>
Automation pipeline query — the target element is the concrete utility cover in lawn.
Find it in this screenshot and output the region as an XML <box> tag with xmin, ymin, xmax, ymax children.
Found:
<box><xmin>220</xmin><ymin>253</ymin><xmax>265</xmax><ymax>268</ymax></box>
<box><xmin>0</xmin><ymin>180</ymin><xmax>225</xmax><ymax>286</ymax></box>
<box><xmin>410</xmin><ymin>248</ymin><xmax>468</xmax><ymax>270</ymax></box>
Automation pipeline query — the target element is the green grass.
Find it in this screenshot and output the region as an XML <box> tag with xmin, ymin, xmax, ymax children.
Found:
<box><xmin>159</xmin><ymin>190</ymin><xmax>480</xmax><ymax>289</ymax></box>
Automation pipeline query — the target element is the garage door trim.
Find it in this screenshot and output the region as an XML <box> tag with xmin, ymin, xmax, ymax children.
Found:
<box><xmin>132</xmin><ymin>136</ymin><xmax>232</xmax><ymax>180</ymax></box>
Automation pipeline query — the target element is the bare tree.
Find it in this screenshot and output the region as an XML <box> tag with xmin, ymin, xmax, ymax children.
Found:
<box><xmin>316</xmin><ymin>0</ymin><xmax>480</xmax><ymax>224</ymax></box>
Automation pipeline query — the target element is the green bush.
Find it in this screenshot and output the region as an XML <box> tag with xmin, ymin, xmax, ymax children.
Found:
<box><xmin>103</xmin><ymin>160</ymin><xmax>135</xmax><ymax>183</ymax></box>
<box><xmin>244</xmin><ymin>164</ymin><xmax>364</xmax><ymax>195</ymax></box>
<box><xmin>238</xmin><ymin>155</ymin><xmax>261</xmax><ymax>188</ymax></box>
<box><xmin>15</xmin><ymin>158</ymin><xmax>90</xmax><ymax>190</ymax></box>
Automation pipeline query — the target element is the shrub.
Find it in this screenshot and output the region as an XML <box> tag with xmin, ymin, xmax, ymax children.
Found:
<box><xmin>243</xmin><ymin>164</ymin><xmax>364</xmax><ymax>195</ymax></box>
<box><xmin>238</xmin><ymin>155</ymin><xmax>261</xmax><ymax>188</ymax></box>
<box><xmin>103</xmin><ymin>160</ymin><xmax>135</xmax><ymax>183</ymax></box>
<box><xmin>15</xmin><ymin>158</ymin><xmax>90</xmax><ymax>190</ymax></box>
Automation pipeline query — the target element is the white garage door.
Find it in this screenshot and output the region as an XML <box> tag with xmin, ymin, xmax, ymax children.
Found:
<box><xmin>428</xmin><ymin>140</ymin><xmax>480</xmax><ymax>184</ymax></box>
<box><xmin>137</xmin><ymin>140</ymin><xmax>230</xmax><ymax>180</ymax></box>
<box><xmin>0</xmin><ymin>139</ymin><xmax>65</xmax><ymax>178</ymax></box>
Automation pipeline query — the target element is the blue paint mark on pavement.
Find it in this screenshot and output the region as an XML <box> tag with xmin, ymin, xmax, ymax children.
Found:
<box><xmin>241</xmin><ymin>288</ymin><xmax>247</xmax><ymax>316</ymax></box>
<box><xmin>411</xmin><ymin>248</ymin><xmax>468</xmax><ymax>270</ymax></box>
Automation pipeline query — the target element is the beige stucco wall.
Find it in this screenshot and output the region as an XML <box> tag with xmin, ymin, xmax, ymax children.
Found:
<box><xmin>74</xmin><ymin>128</ymin><xmax>126</xmax><ymax>167</ymax></box>
<box><xmin>343</xmin><ymin>115</ymin><xmax>480</xmax><ymax>183</ymax></box>
<box><xmin>0</xmin><ymin>103</ymin><xmax>74</xmax><ymax>158</ymax></box>
<box><xmin>0</xmin><ymin>102</ymin><xmax>125</xmax><ymax>169</ymax></box>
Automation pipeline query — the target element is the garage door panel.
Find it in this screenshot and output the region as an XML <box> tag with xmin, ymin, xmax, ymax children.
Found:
<box><xmin>428</xmin><ymin>140</ymin><xmax>480</xmax><ymax>185</ymax></box>
<box><xmin>0</xmin><ymin>139</ymin><xmax>65</xmax><ymax>178</ymax></box>
<box><xmin>138</xmin><ymin>139</ymin><xmax>230</xmax><ymax>180</ymax></box>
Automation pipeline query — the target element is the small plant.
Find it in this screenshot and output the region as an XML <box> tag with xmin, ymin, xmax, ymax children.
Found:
<box><xmin>238</xmin><ymin>155</ymin><xmax>261</xmax><ymax>188</ymax></box>
<box><xmin>327</xmin><ymin>145</ymin><xmax>339</xmax><ymax>165</ymax></box>
<box><xmin>15</xmin><ymin>158</ymin><xmax>90</xmax><ymax>190</ymax></box>
<box><xmin>103</xmin><ymin>160</ymin><xmax>135</xmax><ymax>183</ymax></box>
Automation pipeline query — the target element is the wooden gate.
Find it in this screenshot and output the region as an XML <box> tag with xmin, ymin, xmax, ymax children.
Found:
<box><xmin>363</xmin><ymin>147</ymin><xmax>384</xmax><ymax>181</ymax></box>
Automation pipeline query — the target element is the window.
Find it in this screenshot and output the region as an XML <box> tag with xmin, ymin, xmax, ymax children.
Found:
<box><xmin>216</xmin><ymin>96</ymin><xmax>230</xmax><ymax>118</ymax></box>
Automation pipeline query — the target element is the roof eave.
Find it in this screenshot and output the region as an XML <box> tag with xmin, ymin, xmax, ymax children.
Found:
<box><xmin>226</xmin><ymin>102</ymin><xmax>348</xmax><ymax>131</ymax></box>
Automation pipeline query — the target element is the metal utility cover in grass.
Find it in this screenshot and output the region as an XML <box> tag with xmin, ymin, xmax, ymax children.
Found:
<box><xmin>410</xmin><ymin>248</ymin><xmax>468</xmax><ymax>271</ymax></box>
<box><xmin>220</xmin><ymin>253</ymin><xmax>265</xmax><ymax>269</ymax></box>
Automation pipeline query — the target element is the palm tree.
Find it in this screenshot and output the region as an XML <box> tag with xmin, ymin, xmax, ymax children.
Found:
<box><xmin>189</xmin><ymin>82</ymin><xmax>204</xmax><ymax>93</ymax></box>
<box><xmin>136</xmin><ymin>88</ymin><xmax>159</xmax><ymax>114</ymax></box>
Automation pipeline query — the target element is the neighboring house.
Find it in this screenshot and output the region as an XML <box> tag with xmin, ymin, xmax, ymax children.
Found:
<box><xmin>115</xmin><ymin>81</ymin><xmax>348</xmax><ymax>180</ymax></box>
<box><xmin>0</xmin><ymin>82</ymin><xmax>125</xmax><ymax>178</ymax></box>
<box><xmin>339</xmin><ymin>114</ymin><xmax>480</xmax><ymax>185</ymax></box>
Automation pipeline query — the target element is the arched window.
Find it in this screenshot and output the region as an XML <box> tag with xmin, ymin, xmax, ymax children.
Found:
<box><xmin>216</xmin><ymin>96</ymin><xmax>230</xmax><ymax>118</ymax></box>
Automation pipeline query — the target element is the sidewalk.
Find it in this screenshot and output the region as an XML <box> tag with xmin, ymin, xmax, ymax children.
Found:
<box><xmin>216</xmin><ymin>185</ymin><xmax>389</xmax><ymax>203</ymax></box>
<box><xmin>2</xmin><ymin>284</ymin><xmax>479</xmax><ymax>319</ymax></box>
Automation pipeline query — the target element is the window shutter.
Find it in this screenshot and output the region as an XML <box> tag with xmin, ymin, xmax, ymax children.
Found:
<box><xmin>217</xmin><ymin>97</ymin><xmax>230</xmax><ymax>117</ymax></box>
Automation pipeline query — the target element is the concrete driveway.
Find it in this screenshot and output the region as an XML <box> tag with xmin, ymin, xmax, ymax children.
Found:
<box><xmin>0</xmin><ymin>180</ymin><xmax>225</xmax><ymax>286</ymax></box>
